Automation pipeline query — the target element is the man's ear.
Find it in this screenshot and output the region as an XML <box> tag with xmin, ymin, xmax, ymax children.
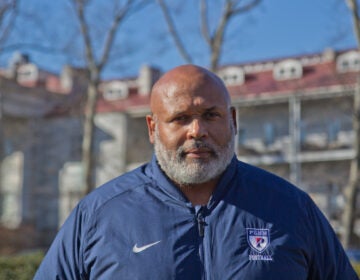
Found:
<box><xmin>146</xmin><ymin>114</ymin><xmax>156</xmax><ymax>144</ymax></box>
<box><xmin>230</xmin><ymin>107</ymin><xmax>237</xmax><ymax>134</ymax></box>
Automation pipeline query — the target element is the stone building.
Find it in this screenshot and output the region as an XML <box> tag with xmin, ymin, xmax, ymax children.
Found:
<box><xmin>225</xmin><ymin>49</ymin><xmax>357</xmax><ymax>232</ymax></box>
<box><xmin>0</xmin><ymin>53</ymin><xmax>85</xmax><ymax>251</ymax></box>
<box><xmin>0</xmin><ymin>48</ymin><xmax>358</xmax><ymax>251</ymax></box>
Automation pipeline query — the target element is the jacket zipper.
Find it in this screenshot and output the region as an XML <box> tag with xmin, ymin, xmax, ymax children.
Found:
<box><xmin>197</xmin><ymin>211</ymin><xmax>205</xmax><ymax>237</ymax></box>
<box><xmin>196</xmin><ymin>207</ymin><xmax>208</xmax><ymax>279</ymax></box>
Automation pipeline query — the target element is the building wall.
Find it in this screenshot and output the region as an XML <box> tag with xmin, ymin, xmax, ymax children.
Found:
<box><xmin>301</xmin><ymin>96</ymin><xmax>353</xmax><ymax>149</ymax></box>
<box><xmin>1</xmin><ymin>51</ymin><xmax>359</xmax><ymax>250</ymax></box>
<box><xmin>27</xmin><ymin>117</ymin><xmax>82</xmax><ymax>244</ymax></box>
<box><xmin>95</xmin><ymin>112</ymin><xmax>128</xmax><ymax>186</ymax></box>
<box><xmin>235</xmin><ymin>91</ymin><xmax>354</xmax><ymax>232</ymax></box>
<box><xmin>237</xmin><ymin>102</ymin><xmax>289</xmax><ymax>155</ymax></box>
<box><xmin>125</xmin><ymin>115</ymin><xmax>153</xmax><ymax>169</ymax></box>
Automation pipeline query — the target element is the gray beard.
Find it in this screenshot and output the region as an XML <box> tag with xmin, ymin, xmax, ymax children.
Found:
<box><xmin>154</xmin><ymin>125</ymin><xmax>235</xmax><ymax>186</ymax></box>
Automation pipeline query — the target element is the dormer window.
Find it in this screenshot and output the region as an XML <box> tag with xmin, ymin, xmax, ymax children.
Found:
<box><xmin>337</xmin><ymin>51</ymin><xmax>360</xmax><ymax>72</ymax></box>
<box><xmin>17</xmin><ymin>63</ymin><xmax>39</xmax><ymax>83</ymax></box>
<box><xmin>103</xmin><ymin>81</ymin><xmax>128</xmax><ymax>100</ymax></box>
<box><xmin>273</xmin><ymin>59</ymin><xmax>302</xmax><ymax>81</ymax></box>
<box><xmin>218</xmin><ymin>67</ymin><xmax>244</xmax><ymax>85</ymax></box>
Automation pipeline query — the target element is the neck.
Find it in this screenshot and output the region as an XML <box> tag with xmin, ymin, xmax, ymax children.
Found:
<box><xmin>177</xmin><ymin>178</ymin><xmax>219</xmax><ymax>206</ymax></box>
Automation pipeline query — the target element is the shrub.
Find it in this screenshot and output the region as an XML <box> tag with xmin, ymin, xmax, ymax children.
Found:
<box><xmin>353</xmin><ymin>263</ymin><xmax>360</xmax><ymax>277</ymax></box>
<box><xmin>0</xmin><ymin>251</ymin><xmax>44</xmax><ymax>280</ymax></box>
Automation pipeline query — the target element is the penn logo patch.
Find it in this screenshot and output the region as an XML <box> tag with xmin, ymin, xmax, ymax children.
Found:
<box><xmin>246</xmin><ymin>228</ymin><xmax>270</xmax><ymax>253</ymax></box>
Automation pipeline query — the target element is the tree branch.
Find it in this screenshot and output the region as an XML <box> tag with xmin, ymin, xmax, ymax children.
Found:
<box><xmin>231</xmin><ymin>0</ymin><xmax>262</xmax><ymax>15</ymax></box>
<box><xmin>0</xmin><ymin>1</ymin><xmax>15</xmax><ymax>20</ymax></box>
<box><xmin>73</xmin><ymin>0</ymin><xmax>98</xmax><ymax>81</ymax></box>
<box><xmin>202</xmin><ymin>0</ymin><xmax>261</xmax><ymax>71</ymax></box>
<box><xmin>0</xmin><ymin>0</ymin><xmax>17</xmax><ymax>46</ymax></box>
<box><xmin>347</xmin><ymin>0</ymin><xmax>360</xmax><ymax>47</ymax></box>
<box><xmin>98</xmin><ymin>0</ymin><xmax>132</xmax><ymax>71</ymax></box>
<box><xmin>0</xmin><ymin>42</ymin><xmax>60</xmax><ymax>54</ymax></box>
<box><xmin>208</xmin><ymin>0</ymin><xmax>232</xmax><ymax>71</ymax></box>
<box><xmin>200</xmin><ymin>0</ymin><xmax>211</xmax><ymax>45</ymax></box>
<box><xmin>157</xmin><ymin>0</ymin><xmax>193</xmax><ymax>63</ymax></box>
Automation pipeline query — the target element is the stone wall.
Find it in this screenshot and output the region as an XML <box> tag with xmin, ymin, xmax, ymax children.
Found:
<box><xmin>125</xmin><ymin>115</ymin><xmax>153</xmax><ymax>168</ymax></box>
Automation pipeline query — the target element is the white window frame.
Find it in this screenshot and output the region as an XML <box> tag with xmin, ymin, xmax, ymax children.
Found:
<box><xmin>336</xmin><ymin>51</ymin><xmax>360</xmax><ymax>73</ymax></box>
<box><xmin>103</xmin><ymin>81</ymin><xmax>129</xmax><ymax>100</ymax></box>
<box><xmin>273</xmin><ymin>59</ymin><xmax>303</xmax><ymax>81</ymax></box>
<box><xmin>218</xmin><ymin>67</ymin><xmax>245</xmax><ymax>85</ymax></box>
<box><xmin>17</xmin><ymin>63</ymin><xmax>39</xmax><ymax>83</ymax></box>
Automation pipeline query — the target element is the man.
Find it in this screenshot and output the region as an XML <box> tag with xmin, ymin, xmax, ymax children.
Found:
<box><xmin>35</xmin><ymin>65</ymin><xmax>358</xmax><ymax>279</ymax></box>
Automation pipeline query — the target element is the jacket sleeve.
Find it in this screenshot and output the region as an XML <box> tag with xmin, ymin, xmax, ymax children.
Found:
<box><xmin>33</xmin><ymin>203</ymin><xmax>89</xmax><ymax>280</ymax></box>
<box><xmin>305</xmin><ymin>197</ymin><xmax>358</xmax><ymax>280</ymax></box>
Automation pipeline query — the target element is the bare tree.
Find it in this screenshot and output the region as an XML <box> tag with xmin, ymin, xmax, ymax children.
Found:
<box><xmin>157</xmin><ymin>0</ymin><xmax>193</xmax><ymax>64</ymax></box>
<box><xmin>341</xmin><ymin>0</ymin><xmax>360</xmax><ymax>248</ymax></box>
<box><xmin>157</xmin><ymin>0</ymin><xmax>261</xmax><ymax>71</ymax></box>
<box><xmin>0</xmin><ymin>1</ymin><xmax>68</xmax><ymax>58</ymax></box>
<box><xmin>71</xmin><ymin>0</ymin><xmax>150</xmax><ymax>194</ymax></box>
<box><xmin>0</xmin><ymin>0</ymin><xmax>17</xmax><ymax>51</ymax></box>
<box><xmin>0</xmin><ymin>0</ymin><xmax>19</xmax><ymax>151</ymax></box>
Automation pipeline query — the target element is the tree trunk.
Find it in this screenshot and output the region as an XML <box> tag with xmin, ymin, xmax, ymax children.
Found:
<box><xmin>82</xmin><ymin>78</ymin><xmax>99</xmax><ymax>194</ymax></box>
<box><xmin>341</xmin><ymin>0</ymin><xmax>360</xmax><ymax>248</ymax></box>
<box><xmin>342</xmin><ymin>76</ymin><xmax>360</xmax><ymax>248</ymax></box>
<box><xmin>73</xmin><ymin>0</ymin><xmax>146</xmax><ymax>194</ymax></box>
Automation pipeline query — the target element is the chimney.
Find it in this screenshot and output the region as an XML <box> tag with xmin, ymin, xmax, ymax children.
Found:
<box><xmin>138</xmin><ymin>64</ymin><xmax>161</xmax><ymax>96</ymax></box>
<box><xmin>322</xmin><ymin>48</ymin><xmax>335</xmax><ymax>62</ymax></box>
<box><xmin>60</xmin><ymin>65</ymin><xmax>73</xmax><ymax>92</ymax></box>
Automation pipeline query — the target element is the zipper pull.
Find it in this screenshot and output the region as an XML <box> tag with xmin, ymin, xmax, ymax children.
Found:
<box><xmin>197</xmin><ymin>211</ymin><xmax>206</xmax><ymax>237</ymax></box>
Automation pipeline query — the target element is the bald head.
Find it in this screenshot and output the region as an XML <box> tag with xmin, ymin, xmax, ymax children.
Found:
<box><xmin>145</xmin><ymin>64</ymin><xmax>236</xmax><ymax>189</ymax></box>
<box><xmin>150</xmin><ymin>65</ymin><xmax>231</xmax><ymax>114</ymax></box>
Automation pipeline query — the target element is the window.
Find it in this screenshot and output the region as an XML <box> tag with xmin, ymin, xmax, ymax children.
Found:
<box><xmin>337</xmin><ymin>51</ymin><xmax>360</xmax><ymax>73</ymax></box>
<box><xmin>0</xmin><ymin>152</ymin><xmax>23</xmax><ymax>228</ymax></box>
<box><xmin>103</xmin><ymin>81</ymin><xmax>129</xmax><ymax>100</ymax></box>
<box><xmin>17</xmin><ymin>63</ymin><xmax>39</xmax><ymax>83</ymax></box>
<box><xmin>300</xmin><ymin>121</ymin><xmax>306</xmax><ymax>145</ymax></box>
<box><xmin>237</xmin><ymin>127</ymin><xmax>246</xmax><ymax>146</ymax></box>
<box><xmin>264</xmin><ymin>123</ymin><xmax>275</xmax><ymax>146</ymax></box>
<box><xmin>273</xmin><ymin>59</ymin><xmax>302</xmax><ymax>81</ymax></box>
<box><xmin>327</xmin><ymin>121</ymin><xmax>340</xmax><ymax>143</ymax></box>
<box><xmin>218</xmin><ymin>67</ymin><xmax>244</xmax><ymax>85</ymax></box>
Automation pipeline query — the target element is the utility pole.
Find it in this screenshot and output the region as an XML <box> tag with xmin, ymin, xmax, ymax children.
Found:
<box><xmin>289</xmin><ymin>95</ymin><xmax>302</xmax><ymax>187</ymax></box>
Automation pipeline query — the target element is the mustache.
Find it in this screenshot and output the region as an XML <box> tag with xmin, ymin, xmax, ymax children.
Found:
<box><xmin>178</xmin><ymin>140</ymin><xmax>217</xmax><ymax>157</ymax></box>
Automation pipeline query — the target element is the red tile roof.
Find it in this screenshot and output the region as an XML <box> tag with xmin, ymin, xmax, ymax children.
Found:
<box><xmin>227</xmin><ymin>61</ymin><xmax>356</xmax><ymax>99</ymax></box>
<box><xmin>3</xmin><ymin>49</ymin><xmax>358</xmax><ymax>115</ymax></box>
<box><xmin>96</xmin><ymin>90</ymin><xmax>150</xmax><ymax>113</ymax></box>
<box><xmin>97</xmin><ymin>51</ymin><xmax>358</xmax><ymax>113</ymax></box>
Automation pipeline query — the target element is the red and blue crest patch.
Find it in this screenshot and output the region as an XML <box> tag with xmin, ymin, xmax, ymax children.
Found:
<box><xmin>246</xmin><ymin>228</ymin><xmax>270</xmax><ymax>253</ymax></box>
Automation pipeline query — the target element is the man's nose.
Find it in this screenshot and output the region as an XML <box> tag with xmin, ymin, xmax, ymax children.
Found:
<box><xmin>187</xmin><ymin>118</ymin><xmax>208</xmax><ymax>139</ymax></box>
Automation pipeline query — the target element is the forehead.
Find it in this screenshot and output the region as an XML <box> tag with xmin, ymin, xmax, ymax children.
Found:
<box><xmin>152</xmin><ymin>71</ymin><xmax>230</xmax><ymax>115</ymax></box>
<box><xmin>164</xmin><ymin>86</ymin><xmax>225</xmax><ymax>110</ymax></box>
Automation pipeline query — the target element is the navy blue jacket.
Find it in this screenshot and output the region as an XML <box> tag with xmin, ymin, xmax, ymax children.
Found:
<box><xmin>34</xmin><ymin>156</ymin><xmax>358</xmax><ymax>279</ymax></box>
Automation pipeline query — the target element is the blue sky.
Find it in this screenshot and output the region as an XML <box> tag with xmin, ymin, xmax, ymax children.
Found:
<box><xmin>238</xmin><ymin>0</ymin><xmax>353</xmax><ymax>61</ymax></box>
<box><xmin>0</xmin><ymin>0</ymin><xmax>355</xmax><ymax>78</ymax></box>
<box><xmin>120</xmin><ymin>0</ymin><xmax>355</xmax><ymax>76</ymax></box>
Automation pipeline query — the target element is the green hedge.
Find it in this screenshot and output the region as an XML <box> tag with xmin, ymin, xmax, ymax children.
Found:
<box><xmin>352</xmin><ymin>263</ymin><xmax>360</xmax><ymax>277</ymax></box>
<box><xmin>0</xmin><ymin>251</ymin><xmax>44</xmax><ymax>280</ymax></box>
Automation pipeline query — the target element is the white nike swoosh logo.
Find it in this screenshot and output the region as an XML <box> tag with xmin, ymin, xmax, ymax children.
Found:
<box><xmin>132</xmin><ymin>240</ymin><xmax>161</xmax><ymax>253</ymax></box>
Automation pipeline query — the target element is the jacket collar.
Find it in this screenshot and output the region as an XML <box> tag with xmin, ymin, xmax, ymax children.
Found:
<box><xmin>145</xmin><ymin>154</ymin><xmax>238</xmax><ymax>209</ymax></box>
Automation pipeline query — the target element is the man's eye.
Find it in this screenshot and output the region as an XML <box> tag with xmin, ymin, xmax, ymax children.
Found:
<box><xmin>173</xmin><ymin>115</ymin><xmax>189</xmax><ymax>122</ymax></box>
<box><xmin>204</xmin><ymin>112</ymin><xmax>220</xmax><ymax>119</ymax></box>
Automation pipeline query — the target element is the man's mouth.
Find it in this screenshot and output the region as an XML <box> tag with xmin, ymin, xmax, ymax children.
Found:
<box><xmin>186</xmin><ymin>149</ymin><xmax>210</xmax><ymax>157</ymax></box>
<box><xmin>178</xmin><ymin>141</ymin><xmax>217</xmax><ymax>159</ymax></box>
<box><xmin>182</xmin><ymin>146</ymin><xmax>216</xmax><ymax>159</ymax></box>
